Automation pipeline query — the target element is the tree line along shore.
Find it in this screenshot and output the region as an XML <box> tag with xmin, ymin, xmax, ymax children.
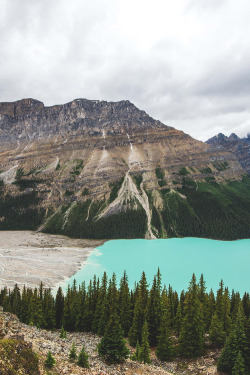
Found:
<box><xmin>0</xmin><ymin>270</ymin><xmax>250</xmax><ymax>373</ymax></box>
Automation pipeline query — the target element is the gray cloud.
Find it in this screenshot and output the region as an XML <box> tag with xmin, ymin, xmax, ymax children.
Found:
<box><xmin>0</xmin><ymin>0</ymin><xmax>250</xmax><ymax>141</ymax></box>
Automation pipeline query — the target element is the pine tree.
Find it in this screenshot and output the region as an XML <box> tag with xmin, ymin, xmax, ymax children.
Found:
<box><xmin>131</xmin><ymin>340</ymin><xmax>140</xmax><ymax>360</ymax></box>
<box><xmin>244</xmin><ymin>317</ymin><xmax>250</xmax><ymax>370</ymax></box>
<box><xmin>156</xmin><ymin>294</ymin><xmax>175</xmax><ymax>361</ymax></box>
<box><xmin>55</xmin><ymin>286</ymin><xmax>64</xmax><ymax>329</ymax></box>
<box><xmin>11</xmin><ymin>284</ymin><xmax>21</xmax><ymax>317</ymax></box>
<box><xmin>44</xmin><ymin>351</ymin><xmax>56</xmax><ymax>368</ymax></box>
<box><xmin>128</xmin><ymin>271</ymin><xmax>149</xmax><ymax>346</ymax></box>
<box><xmin>60</xmin><ymin>325</ymin><xmax>67</xmax><ymax>338</ymax></box>
<box><xmin>232</xmin><ymin>351</ymin><xmax>246</xmax><ymax>375</ymax></box>
<box><xmin>76</xmin><ymin>283</ymin><xmax>86</xmax><ymax>331</ymax></box>
<box><xmin>62</xmin><ymin>286</ymin><xmax>73</xmax><ymax>331</ymax></box>
<box><xmin>138</xmin><ymin>321</ymin><xmax>151</xmax><ymax>364</ymax></box>
<box><xmin>178</xmin><ymin>274</ymin><xmax>204</xmax><ymax>358</ymax></box>
<box><xmin>29</xmin><ymin>288</ymin><xmax>43</xmax><ymax>327</ymax></box>
<box><xmin>98</xmin><ymin>313</ymin><xmax>129</xmax><ymax>364</ymax></box>
<box><xmin>69</xmin><ymin>342</ymin><xmax>77</xmax><ymax>361</ymax></box>
<box><xmin>119</xmin><ymin>271</ymin><xmax>132</xmax><ymax>336</ymax></box>
<box><xmin>20</xmin><ymin>286</ymin><xmax>29</xmax><ymax>324</ymax></box>
<box><xmin>77</xmin><ymin>346</ymin><xmax>89</xmax><ymax>368</ymax></box>
<box><xmin>147</xmin><ymin>270</ymin><xmax>162</xmax><ymax>346</ymax></box>
<box><xmin>174</xmin><ymin>303</ymin><xmax>183</xmax><ymax>337</ymax></box>
<box><xmin>217</xmin><ymin>307</ymin><xmax>247</xmax><ymax>374</ymax></box>
<box><xmin>206</xmin><ymin>289</ymin><xmax>215</xmax><ymax>330</ymax></box>
<box><xmin>209</xmin><ymin>312</ymin><xmax>227</xmax><ymax>348</ymax></box>
<box><xmin>82</xmin><ymin>279</ymin><xmax>95</xmax><ymax>331</ymax></box>
<box><xmin>92</xmin><ymin>272</ymin><xmax>107</xmax><ymax>333</ymax></box>
<box><xmin>43</xmin><ymin>288</ymin><xmax>56</xmax><ymax>329</ymax></box>
<box><xmin>216</xmin><ymin>281</ymin><xmax>231</xmax><ymax>334</ymax></box>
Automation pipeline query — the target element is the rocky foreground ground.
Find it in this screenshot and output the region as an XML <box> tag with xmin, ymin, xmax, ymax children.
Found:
<box><xmin>0</xmin><ymin>307</ymin><xmax>220</xmax><ymax>375</ymax></box>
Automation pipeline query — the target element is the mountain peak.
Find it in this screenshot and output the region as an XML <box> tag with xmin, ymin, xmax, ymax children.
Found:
<box><xmin>0</xmin><ymin>98</ymin><xmax>44</xmax><ymax>117</ymax></box>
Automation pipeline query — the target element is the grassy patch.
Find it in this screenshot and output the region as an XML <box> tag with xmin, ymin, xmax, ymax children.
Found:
<box><xmin>82</xmin><ymin>187</ymin><xmax>89</xmax><ymax>196</ymax></box>
<box><xmin>155</xmin><ymin>167</ymin><xmax>166</xmax><ymax>186</ymax></box>
<box><xmin>199</xmin><ymin>167</ymin><xmax>213</xmax><ymax>174</ymax></box>
<box><xmin>0</xmin><ymin>339</ymin><xmax>39</xmax><ymax>375</ymax></box>
<box><xmin>70</xmin><ymin>159</ymin><xmax>84</xmax><ymax>176</ymax></box>
<box><xmin>178</xmin><ymin>167</ymin><xmax>190</xmax><ymax>176</ymax></box>
<box><xmin>64</xmin><ymin>189</ymin><xmax>74</xmax><ymax>197</ymax></box>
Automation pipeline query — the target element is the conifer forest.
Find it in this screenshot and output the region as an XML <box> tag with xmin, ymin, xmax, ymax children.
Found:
<box><xmin>1</xmin><ymin>270</ymin><xmax>250</xmax><ymax>373</ymax></box>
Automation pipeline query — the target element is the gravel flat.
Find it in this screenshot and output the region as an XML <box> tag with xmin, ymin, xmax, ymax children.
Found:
<box><xmin>0</xmin><ymin>231</ymin><xmax>104</xmax><ymax>289</ymax></box>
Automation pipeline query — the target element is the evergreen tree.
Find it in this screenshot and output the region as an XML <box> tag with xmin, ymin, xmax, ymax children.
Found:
<box><xmin>69</xmin><ymin>342</ymin><xmax>77</xmax><ymax>361</ymax></box>
<box><xmin>77</xmin><ymin>346</ymin><xmax>89</xmax><ymax>368</ymax></box>
<box><xmin>119</xmin><ymin>271</ymin><xmax>132</xmax><ymax>336</ymax></box>
<box><xmin>178</xmin><ymin>274</ymin><xmax>204</xmax><ymax>358</ymax></box>
<box><xmin>147</xmin><ymin>270</ymin><xmax>162</xmax><ymax>346</ymax></box>
<box><xmin>29</xmin><ymin>288</ymin><xmax>43</xmax><ymax>327</ymax></box>
<box><xmin>244</xmin><ymin>317</ymin><xmax>250</xmax><ymax>370</ymax></box>
<box><xmin>232</xmin><ymin>351</ymin><xmax>246</xmax><ymax>375</ymax></box>
<box><xmin>131</xmin><ymin>340</ymin><xmax>140</xmax><ymax>361</ymax></box>
<box><xmin>43</xmin><ymin>288</ymin><xmax>56</xmax><ymax>329</ymax></box>
<box><xmin>216</xmin><ymin>281</ymin><xmax>232</xmax><ymax>334</ymax></box>
<box><xmin>242</xmin><ymin>293</ymin><xmax>250</xmax><ymax>319</ymax></box>
<box><xmin>44</xmin><ymin>351</ymin><xmax>56</xmax><ymax>368</ymax></box>
<box><xmin>206</xmin><ymin>289</ymin><xmax>215</xmax><ymax>330</ymax></box>
<box><xmin>75</xmin><ymin>283</ymin><xmax>86</xmax><ymax>331</ymax></box>
<box><xmin>231</xmin><ymin>291</ymin><xmax>242</xmax><ymax>321</ymax></box>
<box><xmin>98</xmin><ymin>313</ymin><xmax>129</xmax><ymax>364</ymax></box>
<box><xmin>11</xmin><ymin>284</ymin><xmax>21</xmax><ymax>317</ymax></box>
<box><xmin>156</xmin><ymin>294</ymin><xmax>175</xmax><ymax>361</ymax></box>
<box><xmin>62</xmin><ymin>286</ymin><xmax>73</xmax><ymax>331</ymax></box>
<box><xmin>92</xmin><ymin>272</ymin><xmax>107</xmax><ymax>333</ymax></box>
<box><xmin>20</xmin><ymin>286</ymin><xmax>29</xmax><ymax>324</ymax></box>
<box><xmin>198</xmin><ymin>274</ymin><xmax>207</xmax><ymax>305</ymax></box>
<box><xmin>55</xmin><ymin>286</ymin><xmax>64</xmax><ymax>329</ymax></box>
<box><xmin>174</xmin><ymin>303</ymin><xmax>183</xmax><ymax>337</ymax></box>
<box><xmin>217</xmin><ymin>307</ymin><xmax>247</xmax><ymax>374</ymax></box>
<box><xmin>82</xmin><ymin>279</ymin><xmax>95</xmax><ymax>331</ymax></box>
<box><xmin>128</xmin><ymin>271</ymin><xmax>149</xmax><ymax>346</ymax></box>
<box><xmin>168</xmin><ymin>285</ymin><xmax>179</xmax><ymax>328</ymax></box>
<box><xmin>98</xmin><ymin>296</ymin><xmax>109</xmax><ymax>336</ymax></box>
<box><xmin>60</xmin><ymin>325</ymin><xmax>67</xmax><ymax>339</ymax></box>
<box><xmin>209</xmin><ymin>312</ymin><xmax>227</xmax><ymax>348</ymax></box>
<box><xmin>138</xmin><ymin>321</ymin><xmax>151</xmax><ymax>364</ymax></box>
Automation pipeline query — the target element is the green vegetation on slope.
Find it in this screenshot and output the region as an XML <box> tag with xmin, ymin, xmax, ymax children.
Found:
<box><xmin>0</xmin><ymin>339</ymin><xmax>40</xmax><ymax>375</ymax></box>
<box><xmin>0</xmin><ymin>190</ymin><xmax>45</xmax><ymax>230</ymax></box>
<box><xmin>109</xmin><ymin>177</ymin><xmax>124</xmax><ymax>203</ymax></box>
<box><xmin>44</xmin><ymin>200</ymin><xmax>147</xmax><ymax>239</ymax></box>
<box><xmin>155</xmin><ymin>176</ymin><xmax>250</xmax><ymax>240</ymax></box>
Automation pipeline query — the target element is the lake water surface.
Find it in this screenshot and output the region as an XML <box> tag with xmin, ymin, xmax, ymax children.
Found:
<box><xmin>66</xmin><ymin>238</ymin><xmax>250</xmax><ymax>294</ymax></box>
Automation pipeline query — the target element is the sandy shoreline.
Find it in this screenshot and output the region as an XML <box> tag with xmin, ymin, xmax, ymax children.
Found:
<box><xmin>0</xmin><ymin>231</ymin><xmax>104</xmax><ymax>290</ymax></box>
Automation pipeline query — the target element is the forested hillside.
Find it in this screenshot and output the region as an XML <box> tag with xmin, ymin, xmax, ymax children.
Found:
<box><xmin>1</xmin><ymin>271</ymin><xmax>250</xmax><ymax>373</ymax></box>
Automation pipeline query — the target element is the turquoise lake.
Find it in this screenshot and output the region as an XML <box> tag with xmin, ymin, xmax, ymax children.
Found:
<box><xmin>66</xmin><ymin>238</ymin><xmax>250</xmax><ymax>294</ymax></box>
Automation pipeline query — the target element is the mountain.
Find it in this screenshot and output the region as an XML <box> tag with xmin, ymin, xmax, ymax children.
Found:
<box><xmin>206</xmin><ymin>132</ymin><xmax>250</xmax><ymax>173</ymax></box>
<box><xmin>0</xmin><ymin>98</ymin><xmax>250</xmax><ymax>240</ymax></box>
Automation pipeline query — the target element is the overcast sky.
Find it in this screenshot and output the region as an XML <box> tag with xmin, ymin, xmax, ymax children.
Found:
<box><xmin>0</xmin><ymin>0</ymin><xmax>250</xmax><ymax>141</ymax></box>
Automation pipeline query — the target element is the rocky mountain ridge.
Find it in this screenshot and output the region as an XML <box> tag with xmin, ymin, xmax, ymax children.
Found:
<box><xmin>206</xmin><ymin>132</ymin><xmax>250</xmax><ymax>173</ymax></box>
<box><xmin>0</xmin><ymin>98</ymin><xmax>249</xmax><ymax>240</ymax></box>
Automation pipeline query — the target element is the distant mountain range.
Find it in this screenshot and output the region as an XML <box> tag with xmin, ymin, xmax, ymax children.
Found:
<box><xmin>206</xmin><ymin>133</ymin><xmax>250</xmax><ymax>173</ymax></box>
<box><xmin>0</xmin><ymin>98</ymin><xmax>250</xmax><ymax>240</ymax></box>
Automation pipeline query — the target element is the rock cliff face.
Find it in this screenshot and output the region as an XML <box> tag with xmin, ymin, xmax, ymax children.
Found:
<box><xmin>0</xmin><ymin>98</ymin><xmax>249</xmax><ymax>240</ymax></box>
<box><xmin>206</xmin><ymin>133</ymin><xmax>250</xmax><ymax>173</ymax></box>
